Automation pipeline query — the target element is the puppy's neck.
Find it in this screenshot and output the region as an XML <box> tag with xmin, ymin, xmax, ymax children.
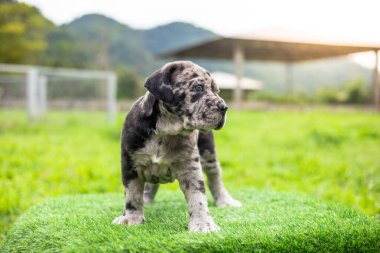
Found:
<box><xmin>155</xmin><ymin>101</ymin><xmax>193</xmax><ymax>136</ymax></box>
<box><xmin>139</xmin><ymin>92</ymin><xmax>194</xmax><ymax>136</ymax></box>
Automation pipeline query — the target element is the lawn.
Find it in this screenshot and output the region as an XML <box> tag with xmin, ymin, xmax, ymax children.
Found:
<box><xmin>1</xmin><ymin>109</ymin><xmax>379</xmax><ymax>244</ymax></box>
<box><xmin>1</xmin><ymin>190</ymin><xmax>379</xmax><ymax>252</ymax></box>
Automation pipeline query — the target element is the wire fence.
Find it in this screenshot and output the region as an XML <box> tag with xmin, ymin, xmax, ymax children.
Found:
<box><xmin>0</xmin><ymin>64</ymin><xmax>117</xmax><ymax>122</ymax></box>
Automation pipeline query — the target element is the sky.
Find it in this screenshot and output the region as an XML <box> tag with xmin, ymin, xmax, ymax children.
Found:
<box><xmin>21</xmin><ymin>0</ymin><xmax>380</xmax><ymax>68</ymax></box>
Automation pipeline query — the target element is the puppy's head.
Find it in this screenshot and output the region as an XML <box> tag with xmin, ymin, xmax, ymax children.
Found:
<box><xmin>144</xmin><ymin>61</ymin><xmax>228</xmax><ymax>131</ymax></box>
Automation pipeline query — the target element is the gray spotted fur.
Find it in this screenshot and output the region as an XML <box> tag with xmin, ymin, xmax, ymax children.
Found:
<box><xmin>112</xmin><ymin>61</ymin><xmax>241</xmax><ymax>232</ymax></box>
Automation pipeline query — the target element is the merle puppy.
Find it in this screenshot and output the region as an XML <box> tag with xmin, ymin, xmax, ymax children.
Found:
<box><xmin>113</xmin><ymin>61</ymin><xmax>241</xmax><ymax>232</ymax></box>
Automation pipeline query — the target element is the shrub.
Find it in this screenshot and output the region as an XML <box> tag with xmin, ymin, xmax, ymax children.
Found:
<box><xmin>343</xmin><ymin>78</ymin><xmax>369</xmax><ymax>104</ymax></box>
<box><xmin>254</xmin><ymin>91</ymin><xmax>314</xmax><ymax>104</ymax></box>
<box><xmin>116</xmin><ymin>68</ymin><xmax>144</xmax><ymax>99</ymax></box>
<box><xmin>316</xmin><ymin>78</ymin><xmax>370</xmax><ymax>104</ymax></box>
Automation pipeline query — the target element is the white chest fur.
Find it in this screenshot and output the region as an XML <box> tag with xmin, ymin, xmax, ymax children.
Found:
<box><xmin>132</xmin><ymin>136</ymin><xmax>175</xmax><ymax>184</ymax></box>
<box><xmin>131</xmin><ymin>131</ymin><xmax>198</xmax><ymax>184</ymax></box>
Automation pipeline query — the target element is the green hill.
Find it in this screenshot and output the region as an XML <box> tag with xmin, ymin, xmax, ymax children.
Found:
<box><xmin>51</xmin><ymin>14</ymin><xmax>370</xmax><ymax>93</ymax></box>
<box><xmin>44</xmin><ymin>14</ymin><xmax>153</xmax><ymax>71</ymax></box>
<box><xmin>142</xmin><ymin>21</ymin><xmax>217</xmax><ymax>54</ymax></box>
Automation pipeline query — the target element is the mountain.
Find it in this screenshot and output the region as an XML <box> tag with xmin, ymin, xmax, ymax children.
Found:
<box><xmin>57</xmin><ymin>14</ymin><xmax>152</xmax><ymax>72</ymax></box>
<box><xmin>142</xmin><ymin>22</ymin><xmax>218</xmax><ymax>54</ymax></box>
<box><xmin>44</xmin><ymin>15</ymin><xmax>218</xmax><ymax>75</ymax></box>
<box><xmin>42</xmin><ymin>13</ymin><xmax>371</xmax><ymax>93</ymax></box>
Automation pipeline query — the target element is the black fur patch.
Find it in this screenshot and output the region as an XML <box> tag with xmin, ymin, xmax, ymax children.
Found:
<box><xmin>191</xmin><ymin>93</ymin><xmax>203</xmax><ymax>103</ymax></box>
<box><xmin>151</xmin><ymin>175</ymin><xmax>159</xmax><ymax>184</ymax></box>
<box><xmin>160</xmin><ymin>86</ymin><xmax>174</xmax><ymax>102</ymax></box>
<box><xmin>174</xmin><ymin>91</ymin><xmax>186</xmax><ymax>103</ymax></box>
<box><xmin>121</xmin><ymin>93</ymin><xmax>160</xmax><ymax>187</ymax></box>
<box><xmin>174</xmin><ymin>106</ymin><xmax>184</xmax><ymax>116</ymax></box>
<box><xmin>190</xmin><ymin>73</ymin><xmax>199</xmax><ymax>78</ymax></box>
<box><xmin>184</xmin><ymin>179</ymin><xmax>190</xmax><ymax>190</ymax></box>
<box><xmin>144</xmin><ymin>65</ymin><xmax>176</xmax><ymax>103</ymax></box>
<box><xmin>196</xmin><ymin>180</ymin><xmax>206</xmax><ymax>193</ymax></box>
<box><xmin>197</xmin><ymin>131</ymin><xmax>216</xmax><ymax>155</ymax></box>
<box><xmin>193</xmin><ymin>157</ymin><xmax>200</xmax><ymax>162</ymax></box>
<box><xmin>125</xmin><ymin>201</ymin><xmax>137</xmax><ymax>211</ymax></box>
<box><xmin>122</xmin><ymin>94</ymin><xmax>160</xmax><ymax>152</ymax></box>
<box><xmin>121</xmin><ymin>151</ymin><xmax>138</xmax><ymax>187</ymax></box>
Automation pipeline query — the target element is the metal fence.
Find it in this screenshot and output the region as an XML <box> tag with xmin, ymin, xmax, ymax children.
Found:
<box><xmin>0</xmin><ymin>64</ymin><xmax>117</xmax><ymax>123</ymax></box>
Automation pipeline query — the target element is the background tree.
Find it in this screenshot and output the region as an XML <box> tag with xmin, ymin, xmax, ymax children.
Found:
<box><xmin>40</xmin><ymin>27</ymin><xmax>95</xmax><ymax>68</ymax></box>
<box><xmin>0</xmin><ymin>2</ymin><xmax>53</xmax><ymax>64</ymax></box>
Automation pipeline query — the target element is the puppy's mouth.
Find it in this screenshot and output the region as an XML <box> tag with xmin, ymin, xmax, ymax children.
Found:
<box><xmin>214</xmin><ymin>116</ymin><xmax>226</xmax><ymax>130</ymax></box>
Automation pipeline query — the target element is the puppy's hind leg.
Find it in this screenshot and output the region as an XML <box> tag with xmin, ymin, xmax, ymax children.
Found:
<box><xmin>143</xmin><ymin>183</ymin><xmax>159</xmax><ymax>204</ymax></box>
<box><xmin>198</xmin><ymin>131</ymin><xmax>241</xmax><ymax>208</ymax></box>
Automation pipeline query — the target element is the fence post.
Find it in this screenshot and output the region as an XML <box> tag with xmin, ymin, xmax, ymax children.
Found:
<box><xmin>26</xmin><ymin>67</ymin><xmax>39</xmax><ymax>122</ymax></box>
<box><xmin>233</xmin><ymin>44</ymin><xmax>244</xmax><ymax>106</ymax></box>
<box><xmin>373</xmin><ymin>50</ymin><xmax>380</xmax><ymax>110</ymax></box>
<box><xmin>38</xmin><ymin>75</ymin><xmax>47</xmax><ymax>115</ymax></box>
<box><xmin>107</xmin><ymin>73</ymin><xmax>117</xmax><ymax>123</ymax></box>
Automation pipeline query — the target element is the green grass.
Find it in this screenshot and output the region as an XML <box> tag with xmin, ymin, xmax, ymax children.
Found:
<box><xmin>1</xmin><ymin>190</ymin><xmax>379</xmax><ymax>252</ymax></box>
<box><xmin>1</xmin><ymin>109</ymin><xmax>379</xmax><ymax>244</ymax></box>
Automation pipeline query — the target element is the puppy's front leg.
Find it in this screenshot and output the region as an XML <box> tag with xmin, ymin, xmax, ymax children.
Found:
<box><xmin>112</xmin><ymin>178</ymin><xmax>145</xmax><ymax>225</ymax></box>
<box><xmin>177</xmin><ymin>164</ymin><xmax>220</xmax><ymax>233</ymax></box>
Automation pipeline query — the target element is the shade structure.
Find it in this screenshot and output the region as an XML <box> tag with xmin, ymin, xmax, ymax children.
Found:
<box><xmin>162</xmin><ymin>33</ymin><xmax>380</xmax><ymax>62</ymax></box>
<box><xmin>211</xmin><ymin>72</ymin><xmax>263</xmax><ymax>90</ymax></box>
<box><xmin>162</xmin><ymin>32</ymin><xmax>380</xmax><ymax>108</ymax></box>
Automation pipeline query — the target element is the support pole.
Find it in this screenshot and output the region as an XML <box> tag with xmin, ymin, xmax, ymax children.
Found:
<box><xmin>286</xmin><ymin>62</ymin><xmax>294</xmax><ymax>94</ymax></box>
<box><xmin>373</xmin><ymin>50</ymin><xmax>380</xmax><ymax>110</ymax></box>
<box><xmin>233</xmin><ymin>45</ymin><xmax>244</xmax><ymax>106</ymax></box>
<box><xmin>107</xmin><ymin>73</ymin><xmax>117</xmax><ymax>123</ymax></box>
<box><xmin>38</xmin><ymin>75</ymin><xmax>47</xmax><ymax>115</ymax></box>
<box><xmin>26</xmin><ymin>68</ymin><xmax>39</xmax><ymax>122</ymax></box>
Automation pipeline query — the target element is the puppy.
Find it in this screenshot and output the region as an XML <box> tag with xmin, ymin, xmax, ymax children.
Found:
<box><xmin>113</xmin><ymin>61</ymin><xmax>241</xmax><ymax>232</ymax></box>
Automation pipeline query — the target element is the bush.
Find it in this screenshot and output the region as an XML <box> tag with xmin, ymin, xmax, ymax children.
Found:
<box><xmin>254</xmin><ymin>91</ymin><xmax>314</xmax><ymax>104</ymax></box>
<box><xmin>316</xmin><ymin>87</ymin><xmax>340</xmax><ymax>104</ymax></box>
<box><xmin>316</xmin><ymin>78</ymin><xmax>370</xmax><ymax>104</ymax></box>
<box><xmin>116</xmin><ymin>68</ymin><xmax>144</xmax><ymax>99</ymax></box>
<box><xmin>343</xmin><ymin>78</ymin><xmax>369</xmax><ymax>104</ymax></box>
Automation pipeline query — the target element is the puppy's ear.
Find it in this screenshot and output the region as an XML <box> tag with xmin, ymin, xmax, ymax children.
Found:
<box><xmin>144</xmin><ymin>63</ymin><xmax>178</xmax><ymax>103</ymax></box>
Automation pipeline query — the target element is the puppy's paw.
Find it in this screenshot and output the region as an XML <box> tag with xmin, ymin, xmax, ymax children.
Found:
<box><xmin>216</xmin><ymin>196</ymin><xmax>242</xmax><ymax>208</ymax></box>
<box><xmin>189</xmin><ymin>217</ymin><xmax>220</xmax><ymax>233</ymax></box>
<box><xmin>112</xmin><ymin>214</ymin><xmax>144</xmax><ymax>226</ymax></box>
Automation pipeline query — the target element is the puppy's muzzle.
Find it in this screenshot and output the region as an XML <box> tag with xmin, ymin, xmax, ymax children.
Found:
<box><xmin>214</xmin><ymin>102</ymin><xmax>228</xmax><ymax>130</ymax></box>
<box><xmin>217</xmin><ymin>102</ymin><xmax>228</xmax><ymax>115</ymax></box>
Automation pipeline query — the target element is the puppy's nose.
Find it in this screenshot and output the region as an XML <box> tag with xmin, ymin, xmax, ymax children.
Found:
<box><xmin>217</xmin><ymin>103</ymin><xmax>228</xmax><ymax>113</ymax></box>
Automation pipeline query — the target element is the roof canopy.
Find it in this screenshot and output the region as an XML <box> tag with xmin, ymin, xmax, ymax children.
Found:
<box><xmin>162</xmin><ymin>34</ymin><xmax>380</xmax><ymax>62</ymax></box>
<box><xmin>211</xmin><ymin>72</ymin><xmax>263</xmax><ymax>90</ymax></box>
<box><xmin>161</xmin><ymin>30</ymin><xmax>380</xmax><ymax>108</ymax></box>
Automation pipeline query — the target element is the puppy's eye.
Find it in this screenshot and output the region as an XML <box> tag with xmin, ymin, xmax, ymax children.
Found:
<box><xmin>193</xmin><ymin>84</ymin><xmax>203</xmax><ymax>92</ymax></box>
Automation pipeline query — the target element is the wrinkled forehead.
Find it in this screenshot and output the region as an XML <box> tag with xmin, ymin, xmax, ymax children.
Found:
<box><xmin>172</xmin><ymin>62</ymin><xmax>219</xmax><ymax>92</ymax></box>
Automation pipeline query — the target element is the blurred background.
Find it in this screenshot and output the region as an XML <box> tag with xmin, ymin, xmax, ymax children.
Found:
<box><xmin>0</xmin><ymin>0</ymin><xmax>379</xmax><ymax>242</ymax></box>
